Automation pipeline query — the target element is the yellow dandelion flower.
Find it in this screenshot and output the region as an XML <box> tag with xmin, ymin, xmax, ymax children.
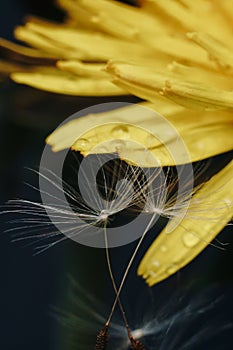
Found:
<box><xmin>1</xmin><ymin>0</ymin><xmax>233</xmax><ymax>286</ymax></box>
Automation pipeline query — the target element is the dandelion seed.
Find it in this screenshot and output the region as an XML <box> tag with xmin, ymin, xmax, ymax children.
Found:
<box><xmin>96</xmin><ymin>324</ymin><xmax>110</xmax><ymax>350</ymax></box>
<box><xmin>3</xmin><ymin>154</ymin><xmax>148</xmax><ymax>251</ymax></box>
<box><xmin>3</xmin><ymin>151</ymin><xmax>158</xmax><ymax>347</ymax></box>
<box><xmin>3</xmin><ymin>148</ymin><xmax>232</xmax><ymax>348</ymax></box>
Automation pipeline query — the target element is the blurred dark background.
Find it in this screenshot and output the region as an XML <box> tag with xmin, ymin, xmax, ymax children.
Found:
<box><xmin>0</xmin><ymin>1</ymin><xmax>233</xmax><ymax>349</ymax></box>
<box><xmin>0</xmin><ymin>1</ymin><xmax>106</xmax><ymax>349</ymax></box>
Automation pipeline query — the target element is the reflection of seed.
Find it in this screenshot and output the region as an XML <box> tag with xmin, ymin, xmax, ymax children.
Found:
<box><xmin>160</xmin><ymin>245</ymin><xmax>168</xmax><ymax>252</ymax></box>
<box><xmin>167</xmin><ymin>263</ymin><xmax>178</xmax><ymax>275</ymax></box>
<box><xmin>112</xmin><ymin>125</ymin><xmax>129</xmax><ymax>138</ymax></box>
<box><xmin>182</xmin><ymin>232</ymin><xmax>200</xmax><ymax>248</ymax></box>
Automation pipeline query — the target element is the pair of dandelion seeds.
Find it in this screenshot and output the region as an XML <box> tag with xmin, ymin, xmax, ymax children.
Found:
<box><xmin>7</xmin><ymin>140</ymin><xmax>230</xmax><ymax>350</ymax></box>
<box><xmin>4</xmin><ymin>101</ymin><xmax>231</xmax><ymax>349</ymax></box>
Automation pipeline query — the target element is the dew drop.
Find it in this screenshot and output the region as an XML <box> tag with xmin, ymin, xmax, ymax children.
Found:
<box><xmin>112</xmin><ymin>125</ymin><xmax>129</xmax><ymax>138</ymax></box>
<box><xmin>75</xmin><ymin>138</ymin><xmax>89</xmax><ymax>150</ymax></box>
<box><xmin>149</xmin><ymin>271</ymin><xmax>157</xmax><ymax>278</ymax></box>
<box><xmin>98</xmin><ymin>145</ymin><xmax>108</xmax><ymax>153</ymax></box>
<box><xmin>91</xmin><ymin>15</ymin><xmax>100</xmax><ymax>23</ymax></box>
<box><xmin>152</xmin><ymin>259</ymin><xmax>160</xmax><ymax>267</ymax></box>
<box><xmin>114</xmin><ymin>140</ymin><xmax>126</xmax><ymax>151</ymax></box>
<box><xmin>167</xmin><ymin>263</ymin><xmax>178</xmax><ymax>275</ymax></box>
<box><xmin>160</xmin><ymin>245</ymin><xmax>168</xmax><ymax>252</ymax></box>
<box><xmin>225</xmin><ymin>198</ymin><xmax>232</xmax><ymax>206</ymax></box>
<box><xmin>182</xmin><ymin>232</ymin><xmax>200</xmax><ymax>248</ymax></box>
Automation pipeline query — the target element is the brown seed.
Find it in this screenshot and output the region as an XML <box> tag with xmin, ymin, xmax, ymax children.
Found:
<box><xmin>95</xmin><ymin>325</ymin><xmax>109</xmax><ymax>350</ymax></box>
<box><xmin>130</xmin><ymin>337</ymin><xmax>146</xmax><ymax>349</ymax></box>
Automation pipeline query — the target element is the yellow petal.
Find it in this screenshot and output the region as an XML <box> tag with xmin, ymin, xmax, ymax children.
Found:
<box><xmin>215</xmin><ymin>0</ymin><xmax>233</xmax><ymax>32</ymax></box>
<box><xmin>46</xmin><ymin>102</ymin><xmax>233</xmax><ymax>165</ymax></box>
<box><xmin>167</xmin><ymin>61</ymin><xmax>233</xmax><ymax>90</ymax></box>
<box><xmin>144</xmin><ymin>35</ymin><xmax>210</xmax><ymax>68</ymax></box>
<box><xmin>60</xmin><ymin>0</ymin><xmax>168</xmax><ymax>40</ymax></box>
<box><xmin>57</xmin><ymin>60</ymin><xmax>107</xmax><ymax>79</ymax></box>
<box><xmin>15</xmin><ymin>21</ymin><xmax>159</xmax><ymax>64</ymax></box>
<box><xmin>161</xmin><ymin>79</ymin><xmax>233</xmax><ymax>111</ymax></box>
<box><xmin>138</xmin><ymin>160</ymin><xmax>233</xmax><ymax>286</ymax></box>
<box><xmin>56</xmin><ymin>0</ymin><xmax>98</xmax><ymax>30</ymax></box>
<box><xmin>0</xmin><ymin>59</ymin><xmax>30</xmax><ymax>75</ymax></box>
<box><xmin>0</xmin><ymin>37</ymin><xmax>57</xmax><ymax>63</ymax></box>
<box><xmin>11</xmin><ymin>68</ymin><xmax>124</xmax><ymax>96</ymax></box>
<box><xmin>145</xmin><ymin>0</ymin><xmax>232</xmax><ymax>42</ymax></box>
<box><xmin>106</xmin><ymin>61</ymin><xmax>233</xmax><ymax>111</ymax></box>
<box><xmin>187</xmin><ymin>32</ymin><xmax>233</xmax><ymax>70</ymax></box>
<box><xmin>14</xmin><ymin>26</ymin><xmax>70</xmax><ymax>58</ymax></box>
<box><xmin>72</xmin><ymin>0</ymin><xmax>141</xmax><ymax>40</ymax></box>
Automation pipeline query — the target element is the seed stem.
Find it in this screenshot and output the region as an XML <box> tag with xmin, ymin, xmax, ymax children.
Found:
<box><xmin>103</xmin><ymin>225</ymin><xmax>130</xmax><ymax>330</ymax></box>
<box><xmin>106</xmin><ymin>213</ymin><xmax>156</xmax><ymax>326</ymax></box>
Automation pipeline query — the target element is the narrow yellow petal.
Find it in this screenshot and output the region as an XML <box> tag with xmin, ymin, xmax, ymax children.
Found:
<box><xmin>215</xmin><ymin>0</ymin><xmax>233</xmax><ymax>33</ymax></box>
<box><xmin>106</xmin><ymin>61</ymin><xmax>233</xmax><ymax>111</ymax></box>
<box><xmin>145</xmin><ymin>0</ymin><xmax>232</xmax><ymax>42</ymax></box>
<box><xmin>57</xmin><ymin>60</ymin><xmax>107</xmax><ymax>79</ymax></box>
<box><xmin>187</xmin><ymin>32</ymin><xmax>233</xmax><ymax>70</ymax></box>
<box><xmin>161</xmin><ymin>80</ymin><xmax>233</xmax><ymax>111</ymax></box>
<box><xmin>168</xmin><ymin>61</ymin><xmax>233</xmax><ymax>90</ymax></box>
<box><xmin>74</xmin><ymin>0</ymin><xmax>140</xmax><ymax>40</ymax></box>
<box><xmin>106</xmin><ymin>60</ymin><xmax>167</xmax><ymax>97</ymax></box>
<box><xmin>138</xmin><ymin>160</ymin><xmax>233</xmax><ymax>286</ymax></box>
<box><xmin>144</xmin><ymin>35</ymin><xmax>210</xmax><ymax>68</ymax></box>
<box><xmin>0</xmin><ymin>59</ymin><xmax>31</xmax><ymax>75</ymax></box>
<box><xmin>0</xmin><ymin>37</ymin><xmax>56</xmax><ymax>63</ymax></box>
<box><xmin>56</xmin><ymin>0</ymin><xmax>97</xmax><ymax>30</ymax></box>
<box><xmin>46</xmin><ymin>102</ymin><xmax>233</xmax><ymax>165</ymax></box>
<box><xmin>18</xmin><ymin>21</ymin><xmax>158</xmax><ymax>64</ymax></box>
<box><xmin>67</xmin><ymin>0</ymin><xmax>163</xmax><ymax>40</ymax></box>
<box><xmin>14</xmin><ymin>26</ymin><xmax>69</xmax><ymax>58</ymax></box>
<box><xmin>11</xmin><ymin>68</ymin><xmax>124</xmax><ymax>96</ymax></box>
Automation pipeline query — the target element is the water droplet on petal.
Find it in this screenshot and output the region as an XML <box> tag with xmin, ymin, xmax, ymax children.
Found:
<box><xmin>112</xmin><ymin>125</ymin><xmax>129</xmax><ymax>138</ymax></box>
<box><xmin>98</xmin><ymin>145</ymin><xmax>108</xmax><ymax>153</ymax></box>
<box><xmin>114</xmin><ymin>140</ymin><xmax>126</xmax><ymax>152</ymax></box>
<box><xmin>91</xmin><ymin>15</ymin><xmax>100</xmax><ymax>23</ymax></box>
<box><xmin>74</xmin><ymin>138</ymin><xmax>89</xmax><ymax>150</ymax></box>
<box><xmin>160</xmin><ymin>245</ymin><xmax>168</xmax><ymax>252</ymax></box>
<box><xmin>152</xmin><ymin>259</ymin><xmax>160</xmax><ymax>267</ymax></box>
<box><xmin>225</xmin><ymin>198</ymin><xmax>232</xmax><ymax>206</ymax></box>
<box><xmin>182</xmin><ymin>232</ymin><xmax>200</xmax><ymax>248</ymax></box>
<box><xmin>149</xmin><ymin>271</ymin><xmax>157</xmax><ymax>278</ymax></box>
